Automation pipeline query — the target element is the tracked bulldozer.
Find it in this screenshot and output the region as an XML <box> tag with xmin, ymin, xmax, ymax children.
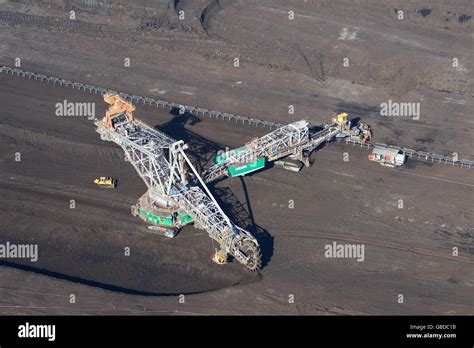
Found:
<box><xmin>94</xmin><ymin>177</ymin><xmax>117</xmax><ymax>189</ymax></box>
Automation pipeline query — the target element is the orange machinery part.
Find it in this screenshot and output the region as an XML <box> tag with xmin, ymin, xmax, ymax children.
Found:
<box><xmin>103</xmin><ymin>94</ymin><xmax>136</xmax><ymax>129</ymax></box>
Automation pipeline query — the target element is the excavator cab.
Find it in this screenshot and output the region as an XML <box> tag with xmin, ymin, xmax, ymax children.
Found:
<box><xmin>333</xmin><ymin>112</ymin><xmax>349</xmax><ymax>125</ymax></box>
<box><xmin>333</xmin><ymin>112</ymin><xmax>350</xmax><ymax>133</ymax></box>
<box><xmin>94</xmin><ymin>176</ymin><xmax>117</xmax><ymax>189</ymax></box>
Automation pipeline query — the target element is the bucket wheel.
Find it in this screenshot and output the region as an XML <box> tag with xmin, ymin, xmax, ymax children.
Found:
<box><xmin>232</xmin><ymin>237</ymin><xmax>262</xmax><ymax>271</ymax></box>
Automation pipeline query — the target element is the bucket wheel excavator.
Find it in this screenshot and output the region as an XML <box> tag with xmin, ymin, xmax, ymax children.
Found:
<box><xmin>95</xmin><ymin>94</ymin><xmax>261</xmax><ymax>271</ymax></box>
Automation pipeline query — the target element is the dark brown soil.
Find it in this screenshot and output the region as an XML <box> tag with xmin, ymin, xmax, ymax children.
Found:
<box><xmin>0</xmin><ymin>0</ymin><xmax>472</xmax><ymax>315</ymax></box>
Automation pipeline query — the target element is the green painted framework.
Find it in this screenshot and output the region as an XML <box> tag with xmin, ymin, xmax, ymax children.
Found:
<box><xmin>214</xmin><ymin>146</ymin><xmax>249</xmax><ymax>164</ymax></box>
<box><xmin>139</xmin><ymin>209</ymin><xmax>194</xmax><ymax>225</ymax></box>
<box><xmin>228</xmin><ymin>157</ymin><xmax>266</xmax><ymax>176</ymax></box>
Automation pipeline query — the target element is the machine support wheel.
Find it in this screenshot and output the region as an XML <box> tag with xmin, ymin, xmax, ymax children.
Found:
<box><xmin>212</xmin><ymin>249</ymin><xmax>229</xmax><ymax>265</ymax></box>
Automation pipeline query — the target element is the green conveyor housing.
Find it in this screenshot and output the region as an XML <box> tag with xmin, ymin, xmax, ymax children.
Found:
<box><xmin>215</xmin><ymin>146</ymin><xmax>267</xmax><ymax>177</ymax></box>
<box><xmin>228</xmin><ymin>157</ymin><xmax>266</xmax><ymax>176</ymax></box>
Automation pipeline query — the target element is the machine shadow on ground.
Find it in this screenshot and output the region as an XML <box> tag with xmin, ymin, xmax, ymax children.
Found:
<box><xmin>155</xmin><ymin>110</ymin><xmax>274</xmax><ymax>269</ymax></box>
<box><xmin>211</xmin><ymin>180</ymin><xmax>275</xmax><ymax>269</ymax></box>
<box><xmin>0</xmin><ymin>261</ymin><xmax>217</xmax><ymax>297</ymax></box>
<box><xmin>157</xmin><ymin>109</ymin><xmax>221</xmax><ymax>173</ymax></box>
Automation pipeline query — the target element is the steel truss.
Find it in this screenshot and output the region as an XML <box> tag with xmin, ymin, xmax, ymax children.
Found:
<box><xmin>203</xmin><ymin>121</ymin><xmax>347</xmax><ymax>182</ymax></box>
<box><xmin>95</xmin><ymin>95</ymin><xmax>261</xmax><ymax>270</ymax></box>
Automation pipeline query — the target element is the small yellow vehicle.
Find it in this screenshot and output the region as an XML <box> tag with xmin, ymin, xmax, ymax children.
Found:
<box><xmin>94</xmin><ymin>177</ymin><xmax>117</xmax><ymax>189</ymax></box>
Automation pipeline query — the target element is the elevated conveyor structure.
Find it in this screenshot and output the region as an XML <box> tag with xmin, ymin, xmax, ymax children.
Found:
<box><xmin>2</xmin><ymin>66</ymin><xmax>471</xmax><ymax>169</ymax></box>
<box><xmin>203</xmin><ymin>113</ymin><xmax>368</xmax><ymax>182</ymax></box>
<box><xmin>341</xmin><ymin>138</ymin><xmax>474</xmax><ymax>169</ymax></box>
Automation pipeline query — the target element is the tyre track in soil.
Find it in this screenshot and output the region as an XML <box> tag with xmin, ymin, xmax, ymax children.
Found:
<box><xmin>0</xmin><ymin>76</ymin><xmax>262</xmax><ymax>296</ymax></box>
<box><xmin>0</xmin><ymin>62</ymin><xmax>473</xmax><ymax>313</ymax></box>
<box><xmin>3</xmin><ymin>35</ymin><xmax>471</xmax><ymax>159</ymax></box>
<box><xmin>268</xmin><ymin>229</ymin><xmax>473</xmax><ymax>266</ymax></box>
<box><xmin>0</xmin><ymin>123</ymin><xmax>120</xmax><ymax>161</ymax></box>
<box><xmin>0</xmin><ymin>10</ymin><xmax>294</xmax><ymax>64</ymax></box>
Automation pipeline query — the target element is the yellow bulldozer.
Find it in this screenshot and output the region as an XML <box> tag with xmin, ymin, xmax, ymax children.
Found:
<box><xmin>94</xmin><ymin>176</ymin><xmax>117</xmax><ymax>189</ymax></box>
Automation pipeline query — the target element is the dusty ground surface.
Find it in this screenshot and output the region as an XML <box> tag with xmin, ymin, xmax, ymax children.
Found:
<box><xmin>0</xmin><ymin>0</ymin><xmax>473</xmax><ymax>314</ymax></box>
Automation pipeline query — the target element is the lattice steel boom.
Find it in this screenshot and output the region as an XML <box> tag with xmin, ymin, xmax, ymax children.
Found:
<box><xmin>203</xmin><ymin>113</ymin><xmax>369</xmax><ymax>182</ymax></box>
<box><xmin>95</xmin><ymin>94</ymin><xmax>261</xmax><ymax>270</ymax></box>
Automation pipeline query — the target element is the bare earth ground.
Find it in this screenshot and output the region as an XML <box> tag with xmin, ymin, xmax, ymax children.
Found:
<box><xmin>0</xmin><ymin>0</ymin><xmax>473</xmax><ymax>315</ymax></box>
